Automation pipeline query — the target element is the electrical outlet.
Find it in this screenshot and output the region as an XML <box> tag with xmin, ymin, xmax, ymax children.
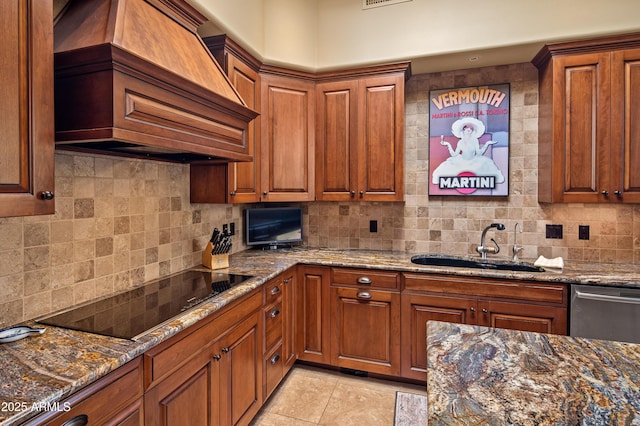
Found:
<box><xmin>578</xmin><ymin>225</ymin><xmax>589</xmax><ymax>240</ymax></box>
<box><xmin>229</xmin><ymin>222</ymin><xmax>235</xmax><ymax>236</ymax></box>
<box><xmin>369</xmin><ymin>220</ymin><xmax>378</xmax><ymax>233</ymax></box>
<box><xmin>545</xmin><ymin>224</ymin><xmax>563</xmax><ymax>239</ymax></box>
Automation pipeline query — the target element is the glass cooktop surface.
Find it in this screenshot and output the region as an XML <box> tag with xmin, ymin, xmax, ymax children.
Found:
<box><xmin>37</xmin><ymin>270</ymin><xmax>254</xmax><ymax>340</ymax></box>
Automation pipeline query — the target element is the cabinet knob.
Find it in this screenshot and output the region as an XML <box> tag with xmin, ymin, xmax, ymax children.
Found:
<box><xmin>356</xmin><ymin>276</ymin><xmax>372</xmax><ymax>285</ymax></box>
<box><xmin>614</xmin><ymin>190</ymin><xmax>622</xmax><ymax>197</ymax></box>
<box><xmin>270</xmin><ymin>353</ymin><xmax>281</xmax><ymax>365</ymax></box>
<box><xmin>221</xmin><ymin>347</ymin><xmax>229</xmax><ymax>353</ymax></box>
<box><xmin>283</xmin><ymin>279</ymin><xmax>289</xmax><ymax>284</ymax></box>
<box><xmin>350</xmin><ymin>190</ymin><xmax>355</xmax><ymax>197</ymax></box>
<box><xmin>359</xmin><ymin>191</ymin><xmax>364</xmax><ymax>197</ymax></box>
<box><xmin>270</xmin><ymin>309</ymin><xmax>280</xmax><ymax>318</ymax></box>
<box><xmin>470</xmin><ymin>307</ymin><xmax>476</xmax><ymax>313</ymax></box>
<box><xmin>230</xmin><ymin>191</ymin><xmax>236</xmax><ymax>196</ymax></box>
<box><xmin>213</xmin><ymin>354</ymin><xmax>221</xmax><ymax>360</ymax></box>
<box><xmin>263</xmin><ymin>191</ymin><xmax>268</xmax><ymax>196</ymax></box>
<box><xmin>601</xmin><ymin>190</ymin><xmax>609</xmax><ymax>196</ymax></box>
<box><xmin>482</xmin><ymin>308</ymin><xmax>488</xmax><ymax>314</ymax></box>
<box><xmin>356</xmin><ymin>291</ymin><xmax>372</xmax><ymax>300</ymax></box>
<box><xmin>40</xmin><ymin>191</ymin><xmax>54</xmax><ymax>200</ymax></box>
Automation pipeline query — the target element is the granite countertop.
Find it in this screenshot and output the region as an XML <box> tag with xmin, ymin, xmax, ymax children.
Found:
<box><xmin>427</xmin><ymin>321</ymin><xmax>640</xmax><ymax>425</ymax></box>
<box><xmin>1</xmin><ymin>247</ymin><xmax>640</xmax><ymax>425</ymax></box>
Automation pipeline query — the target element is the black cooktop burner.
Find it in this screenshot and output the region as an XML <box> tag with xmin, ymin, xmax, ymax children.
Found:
<box><xmin>37</xmin><ymin>271</ymin><xmax>253</xmax><ymax>340</ymax></box>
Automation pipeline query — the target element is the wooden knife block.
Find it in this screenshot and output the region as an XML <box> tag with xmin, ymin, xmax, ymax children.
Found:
<box><xmin>202</xmin><ymin>242</ymin><xmax>229</xmax><ymax>270</ymax></box>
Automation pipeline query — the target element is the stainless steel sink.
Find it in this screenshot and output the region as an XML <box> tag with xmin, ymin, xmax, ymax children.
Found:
<box><xmin>410</xmin><ymin>254</ymin><xmax>545</xmax><ymax>272</ymax></box>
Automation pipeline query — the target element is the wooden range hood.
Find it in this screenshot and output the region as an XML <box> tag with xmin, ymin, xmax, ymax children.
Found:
<box><xmin>53</xmin><ymin>0</ymin><xmax>258</xmax><ymax>163</ymax></box>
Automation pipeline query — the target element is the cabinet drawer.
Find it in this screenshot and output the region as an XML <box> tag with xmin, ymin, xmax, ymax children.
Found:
<box><xmin>403</xmin><ymin>273</ymin><xmax>567</xmax><ymax>305</ymax></box>
<box><xmin>264</xmin><ymin>344</ymin><xmax>284</xmax><ymax>398</ymax></box>
<box><xmin>26</xmin><ymin>358</ymin><xmax>142</xmax><ymax>426</ymax></box>
<box><xmin>331</xmin><ymin>268</ymin><xmax>399</xmax><ymax>290</ymax></box>
<box><xmin>264</xmin><ymin>301</ymin><xmax>283</xmax><ymax>350</ymax></box>
<box><xmin>264</xmin><ymin>278</ymin><xmax>283</xmax><ymax>306</ymax></box>
<box><xmin>144</xmin><ymin>289</ymin><xmax>262</xmax><ymax>387</ymax></box>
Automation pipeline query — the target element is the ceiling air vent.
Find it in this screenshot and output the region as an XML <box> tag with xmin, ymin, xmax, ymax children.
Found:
<box><xmin>362</xmin><ymin>0</ymin><xmax>412</xmax><ymax>9</ymax></box>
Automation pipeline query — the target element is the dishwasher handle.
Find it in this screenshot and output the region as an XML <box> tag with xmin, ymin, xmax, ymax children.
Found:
<box><xmin>575</xmin><ymin>290</ymin><xmax>640</xmax><ymax>305</ymax></box>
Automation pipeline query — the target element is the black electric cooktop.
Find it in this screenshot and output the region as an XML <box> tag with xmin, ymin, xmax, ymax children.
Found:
<box><xmin>37</xmin><ymin>270</ymin><xmax>254</xmax><ymax>340</ymax></box>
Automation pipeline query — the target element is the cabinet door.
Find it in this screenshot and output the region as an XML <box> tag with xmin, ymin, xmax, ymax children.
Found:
<box><xmin>0</xmin><ymin>0</ymin><xmax>55</xmax><ymax>217</ymax></box>
<box><xmin>356</xmin><ymin>74</ymin><xmax>404</xmax><ymax>201</ymax></box>
<box><xmin>281</xmin><ymin>271</ymin><xmax>297</xmax><ymax>370</ymax></box>
<box><xmin>144</xmin><ymin>350</ymin><xmax>214</xmax><ymax>426</ymax></box>
<box><xmin>611</xmin><ymin>48</ymin><xmax>640</xmax><ymax>203</ymax></box>
<box><xmin>260</xmin><ymin>74</ymin><xmax>315</xmax><ymax>201</ymax></box>
<box><xmin>216</xmin><ymin>311</ymin><xmax>262</xmax><ymax>426</ymax></box>
<box><xmin>190</xmin><ymin>51</ymin><xmax>260</xmax><ymax>204</ymax></box>
<box><xmin>330</xmin><ymin>286</ymin><xmax>401</xmax><ymax>376</ymax></box>
<box><xmin>400</xmin><ymin>293</ymin><xmax>476</xmax><ymax>381</ymax></box>
<box><xmin>478</xmin><ymin>300</ymin><xmax>567</xmax><ymax>335</ymax></box>
<box><xmin>540</xmin><ymin>52</ymin><xmax>611</xmax><ymax>203</ymax></box>
<box><xmin>315</xmin><ymin>80</ymin><xmax>359</xmax><ymax>201</ymax></box>
<box><xmin>296</xmin><ymin>266</ymin><xmax>331</xmax><ymax>364</ymax></box>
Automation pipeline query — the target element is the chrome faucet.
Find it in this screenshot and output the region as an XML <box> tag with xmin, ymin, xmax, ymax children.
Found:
<box><xmin>476</xmin><ymin>223</ymin><xmax>505</xmax><ymax>259</ymax></box>
<box><xmin>513</xmin><ymin>222</ymin><xmax>523</xmax><ymax>261</ymax></box>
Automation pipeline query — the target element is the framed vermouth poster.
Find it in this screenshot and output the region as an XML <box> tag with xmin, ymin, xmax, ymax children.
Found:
<box><xmin>428</xmin><ymin>83</ymin><xmax>510</xmax><ymax>196</ymax></box>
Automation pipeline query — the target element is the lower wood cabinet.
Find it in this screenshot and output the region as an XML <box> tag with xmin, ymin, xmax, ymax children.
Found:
<box><xmin>24</xmin><ymin>357</ymin><xmax>143</xmax><ymax>426</ymax></box>
<box><xmin>215</xmin><ymin>311</ymin><xmax>263</xmax><ymax>426</ymax></box>
<box><xmin>400</xmin><ymin>273</ymin><xmax>568</xmax><ymax>381</ymax></box>
<box><xmin>329</xmin><ymin>268</ymin><xmax>401</xmax><ymax>376</ymax></box>
<box><xmin>144</xmin><ymin>288</ymin><xmax>263</xmax><ymax>426</ymax></box>
<box><xmin>24</xmin><ymin>265</ymin><xmax>571</xmax><ymax>426</ymax></box>
<box><xmin>296</xmin><ymin>266</ymin><xmax>331</xmax><ymax>364</ymax></box>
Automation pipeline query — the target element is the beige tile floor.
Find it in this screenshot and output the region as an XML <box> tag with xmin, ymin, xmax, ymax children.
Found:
<box><xmin>250</xmin><ymin>364</ymin><xmax>427</xmax><ymax>425</ymax></box>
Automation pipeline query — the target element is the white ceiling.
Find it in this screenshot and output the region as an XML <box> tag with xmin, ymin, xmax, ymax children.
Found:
<box><xmin>191</xmin><ymin>0</ymin><xmax>640</xmax><ymax>74</ymax></box>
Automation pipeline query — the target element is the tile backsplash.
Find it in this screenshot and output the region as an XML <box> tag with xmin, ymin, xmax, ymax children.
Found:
<box><xmin>2</xmin><ymin>62</ymin><xmax>639</xmax><ymax>327</ymax></box>
<box><xmin>0</xmin><ymin>153</ymin><xmax>247</xmax><ymax>327</ymax></box>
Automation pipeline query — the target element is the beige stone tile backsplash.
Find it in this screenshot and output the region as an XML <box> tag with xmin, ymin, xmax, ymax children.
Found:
<box><xmin>0</xmin><ymin>153</ymin><xmax>247</xmax><ymax>327</ymax></box>
<box><xmin>1</xmin><ymin>62</ymin><xmax>638</xmax><ymax>327</ymax></box>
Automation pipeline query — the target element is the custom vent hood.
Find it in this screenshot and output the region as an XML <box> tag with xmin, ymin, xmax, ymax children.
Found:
<box><xmin>53</xmin><ymin>0</ymin><xmax>258</xmax><ymax>162</ymax></box>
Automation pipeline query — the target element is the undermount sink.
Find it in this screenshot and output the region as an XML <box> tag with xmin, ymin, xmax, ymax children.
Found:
<box><xmin>410</xmin><ymin>254</ymin><xmax>545</xmax><ymax>273</ymax></box>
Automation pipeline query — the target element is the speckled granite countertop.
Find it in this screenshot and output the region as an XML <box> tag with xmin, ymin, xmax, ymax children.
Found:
<box><xmin>1</xmin><ymin>248</ymin><xmax>640</xmax><ymax>425</ymax></box>
<box><xmin>426</xmin><ymin>321</ymin><xmax>640</xmax><ymax>425</ymax></box>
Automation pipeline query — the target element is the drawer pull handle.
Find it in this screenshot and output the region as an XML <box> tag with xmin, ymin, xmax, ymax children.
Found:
<box><xmin>271</xmin><ymin>353</ymin><xmax>281</xmax><ymax>364</ymax></box>
<box><xmin>62</xmin><ymin>415</ymin><xmax>88</xmax><ymax>426</ymax></box>
<box><xmin>270</xmin><ymin>286</ymin><xmax>280</xmax><ymax>295</ymax></box>
<box><xmin>270</xmin><ymin>309</ymin><xmax>280</xmax><ymax>318</ymax></box>
<box><xmin>357</xmin><ymin>276</ymin><xmax>372</xmax><ymax>285</ymax></box>
<box><xmin>356</xmin><ymin>291</ymin><xmax>372</xmax><ymax>300</ymax></box>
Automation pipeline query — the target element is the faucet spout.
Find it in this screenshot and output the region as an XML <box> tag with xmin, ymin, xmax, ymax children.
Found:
<box><xmin>476</xmin><ymin>223</ymin><xmax>505</xmax><ymax>259</ymax></box>
<box><xmin>513</xmin><ymin>222</ymin><xmax>523</xmax><ymax>261</ymax></box>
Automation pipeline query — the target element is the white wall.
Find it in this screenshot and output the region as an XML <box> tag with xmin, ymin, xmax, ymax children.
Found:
<box><xmin>191</xmin><ymin>0</ymin><xmax>640</xmax><ymax>72</ymax></box>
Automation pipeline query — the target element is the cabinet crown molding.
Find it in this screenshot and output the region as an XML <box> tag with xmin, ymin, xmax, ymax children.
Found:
<box><xmin>532</xmin><ymin>31</ymin><xmax>640</xmax><ymax>68</ymax></box>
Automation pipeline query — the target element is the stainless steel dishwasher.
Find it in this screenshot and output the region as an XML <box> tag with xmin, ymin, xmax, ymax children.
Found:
<box><xmin>570</xmin><ymin>284</ymin><xmax>640</xmax><ymax>344</ymax></box>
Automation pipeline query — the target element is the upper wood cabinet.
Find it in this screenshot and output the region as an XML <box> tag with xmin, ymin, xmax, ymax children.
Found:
<box><xmin>534</xmin><ymin>33</ymin><xmax>640</xmax><ymax>203</ymax></box>
<box><xmin>190</xmin><ymin>35</ymin><xmax>409</xmax><ymax>204</ymax></box>
<box><xmin>260</xmin><ymin>72</ymin><xmax>316</xmax><ymax>202</ymax></box>
<box><xmin>191</xmin><ymin>36</ymin><xmax>262</xmax><ymax>204</ymax></box>
<box><xmin>316</xmin><ymin>67</ymin><xmax>408</xmax><ymax>202</ymax></box>
<box><xmin>0</xmin><ymin>0</ymin><xmax>55</xmax><ymax>217</ymax></box>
